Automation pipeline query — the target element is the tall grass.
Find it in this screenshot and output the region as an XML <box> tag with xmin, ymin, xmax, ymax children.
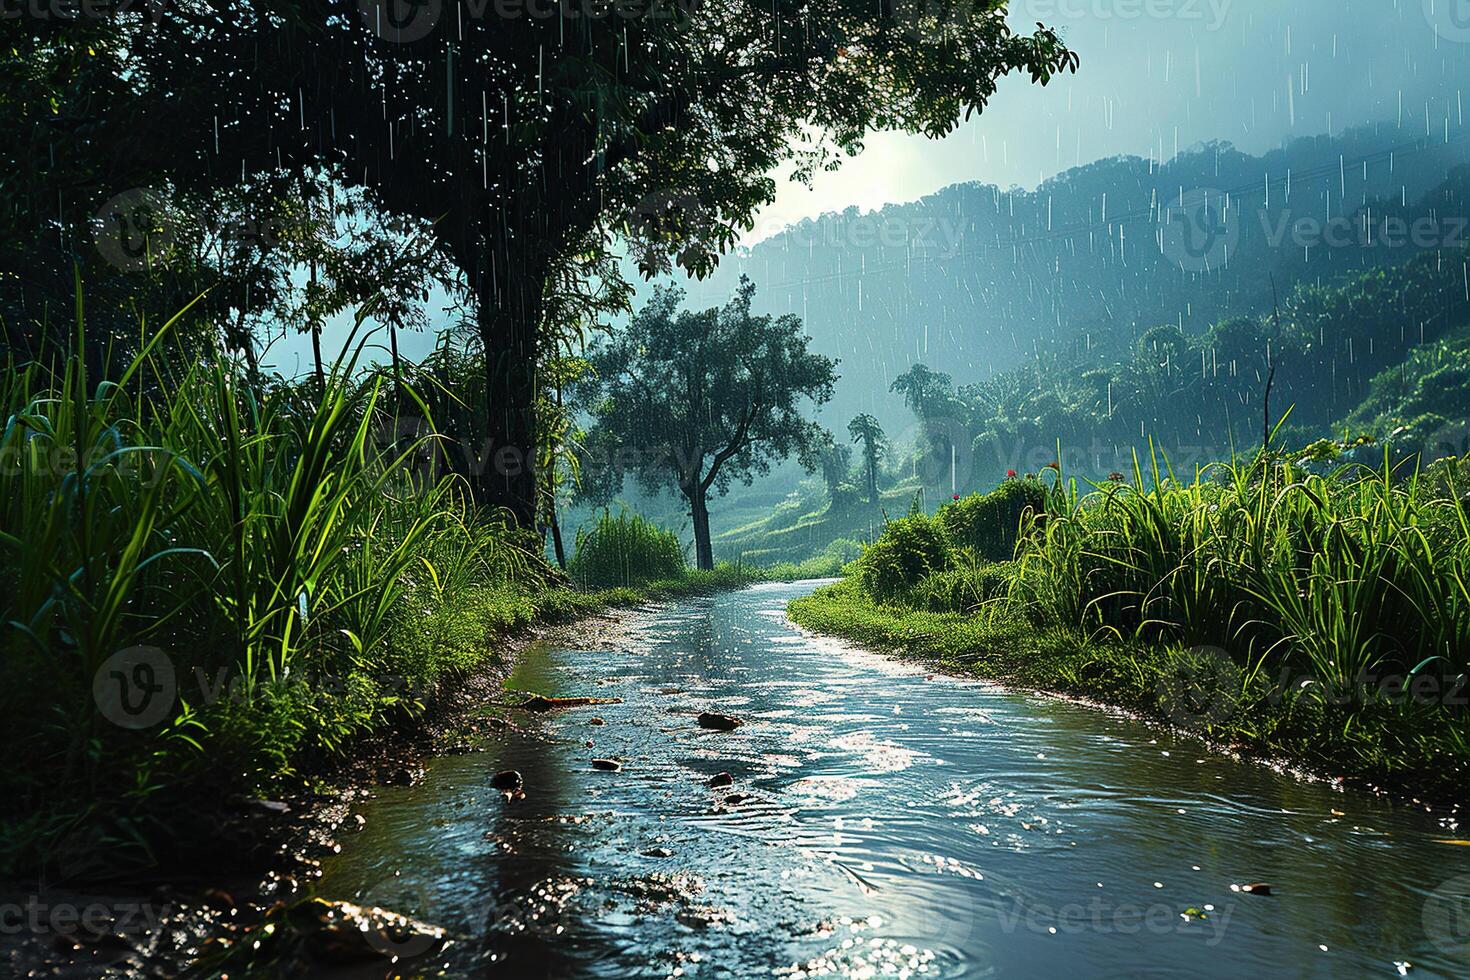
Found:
<box><xmin>569</xmin><ymin>510</ymin><xmax>686</xmax><ymax>588</ymax></box>
<box><xmin>1013</xmin><ymin>451</ymin><xmax>1470</xmax><ymax>692</ymax></box>
<box><xmin>0</xmin><ymin>298</ymin><xmax>550</xmax><ymax>872</ymax></box>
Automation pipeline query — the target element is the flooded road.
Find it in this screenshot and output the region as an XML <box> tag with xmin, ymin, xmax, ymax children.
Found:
<box><xmin>318</xmin><ymin>582</ymin><xmax>1468</xmax><ymax>978</ymax></box>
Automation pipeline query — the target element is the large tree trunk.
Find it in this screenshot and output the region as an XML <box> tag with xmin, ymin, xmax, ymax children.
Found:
<box><xmin>474</xmin><ymin>236</ymin><xmax>544</xmax><ymax>529</ymax></box>
<box><xmin>689</xmin><ymin>488</ymin><xmax>715</xmax><ymax>572</ymax></box>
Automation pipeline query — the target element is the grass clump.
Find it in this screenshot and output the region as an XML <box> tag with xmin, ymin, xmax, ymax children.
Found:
<box><xmin>568</xmin><ymin>510</ymin><xmax>687</xmax><ymax>588</ymax></box>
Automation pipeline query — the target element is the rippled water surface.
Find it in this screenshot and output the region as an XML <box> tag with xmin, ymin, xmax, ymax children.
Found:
<box><xmin>318</xmin><ymin>582</ymin><xmax>1468</xmax><ymax>978</ymax></box>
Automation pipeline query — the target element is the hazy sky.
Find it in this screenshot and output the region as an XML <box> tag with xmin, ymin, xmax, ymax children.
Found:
<box><xmin>747</xmin><ymin>0</ymin><xmax>1469</xmax><ymax>241</ymax></box>
<box><xmin>273</xmin><ymin>0</ymin><xmax>1470</xmax><ymax>372</ymax></box>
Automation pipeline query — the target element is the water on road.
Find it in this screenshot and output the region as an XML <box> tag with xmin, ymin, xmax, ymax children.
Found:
<box><xmin>317</xmin><ymin>582</ymin><xmax>1468</xmax><ymax>978</ymax></box>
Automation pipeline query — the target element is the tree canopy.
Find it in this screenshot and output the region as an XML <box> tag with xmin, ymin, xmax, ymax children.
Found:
<box><xmin>4</xmin><ymin>0</ymin><xmax>1076</xmax><ymax>524</ymax></box>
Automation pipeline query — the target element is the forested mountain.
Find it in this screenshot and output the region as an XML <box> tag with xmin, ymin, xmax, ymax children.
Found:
<box><xmin>674</xmin><ymin>123</ymin><xmax>1470</xmax><ymax>433</ymax></box>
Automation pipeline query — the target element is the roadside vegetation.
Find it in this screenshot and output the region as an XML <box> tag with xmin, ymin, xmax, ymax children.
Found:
<box><xmin>789</xmin><ymin>452</ymin><xmax>1470</xmax><ymax>802</ymax></box>
<box><xmin>0</xmin><ymin>305</ymin><xmax>770</xmax><ymax>878</ymax></box>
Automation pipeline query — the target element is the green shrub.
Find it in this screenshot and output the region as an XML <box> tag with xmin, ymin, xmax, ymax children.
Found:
<box><xmin>569</xmin><ymin>510</ymin><xmax>686</xmax><ymax>588</ymax></box>
<box><xmin>856</xmin><ymin>511</ymin><xmax>952</xmax><ymax>601</ymax></box>
<box><xmin>940</xmin><ymin>478</ymin><xmax>1050</xmax><ymax>561</ymax></box>
<box><xmin>762</xmin><ymin>537</ymin><xmax>865</xmax><ymax>581</ymax></box>
<box><xmin>910</xmin><ymin>559</ymin><xmax>1016</xmax><ymax>613</ymax></box>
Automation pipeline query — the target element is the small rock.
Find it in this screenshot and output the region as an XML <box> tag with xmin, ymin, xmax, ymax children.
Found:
<box><xmin>723</xmin><ymin>793</ymin><xmax>752</xmax><ymax>805</ymax></box>
<box><xmin>698</xmin><ymin>712</ymin><xmax>743</xmax><ymax>731</ymax></box>
<box><xmin>707</xmin><ymin>772</ymin><xmax>733</xmax><ymax>788</ymax></box>
<box><xmin>589</xmin><ymin>717</ymin><xmax>606</xmax><ymax>726</ymax></box>
<box><xmin>243</xmin><ymin>797</ymin><xmax>291</xmax><ymax>817</ymax></box>
<box><xmin>490</xmin><ymin>770</ymin><xmax>523</xmax><ymax>792</ymax></box>
<box><xmin>642</xmin><ymin>847</ymin><xmax>674</xmax><ymax>858</ymax></box>
<box><xmin>382</xmin><ymin>766</ymin><xmax>419</xmax><ymax>786</ymax></box>
<box><xmin>591</xmin><ymin>759</ymin><xmax>622</xmax><ymax>772</ymax></box>
<box><xmin>298</xmin><ymin>899</ymin><xmax>446</xmax><ymax>964</ymax></box>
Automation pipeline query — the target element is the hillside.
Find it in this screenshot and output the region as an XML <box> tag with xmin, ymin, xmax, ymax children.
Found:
<box><xmin>670</xmin><ymin>124</ymin><xmax>1470</xmax><ymax>432</ymax></box>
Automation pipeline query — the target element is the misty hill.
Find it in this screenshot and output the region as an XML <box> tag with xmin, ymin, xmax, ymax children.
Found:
<box><xmin>673</xmin><ymin>123</ymin><xmax>1470</xmax><ymax>434</ymax></box>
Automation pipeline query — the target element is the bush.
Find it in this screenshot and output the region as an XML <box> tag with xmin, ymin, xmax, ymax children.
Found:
<box><xmin>910</xmin><ymin>559</ymin><xmax>1016</xmax><ymax>613</ymax></box>
<box><xmin>763</xmin><ymin>537</ymin><xmax>865</xmax><ymax>581</ymax></box>
<box><xmin>940</xmin><ymin>478</ymin><xmax>1050</xmax><ymax>561</ymax></box>
<box><xmin>856</xmin><ymin>511</ymin><xmax>952</xmax><ymax>601</ymax></box>
<box><xmin>828</xmin><ymin>482</ymin><xmax>863</xmax><ymax>511</ymax></box>
<box><xmin>569</xmin><ymin>511</ymin><xmax>686</xmax><ymax>588</ymax></box>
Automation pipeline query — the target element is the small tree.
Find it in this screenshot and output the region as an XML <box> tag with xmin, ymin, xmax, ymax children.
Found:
<box><xmin>799</xmin><ymin>431</ymin><xmax>855</xmax><ymax>508</ymax></box>
<box><xmin>848</xmin><ymin>414</ymin><xmax>886</xmax><ymax>504</ymax></box>
<box><xmin>890</xmin><ymin>364</ymin><xmax>954</xmax><ymax>419</ymax></box>
<box><xmin>584</xmin><ymin>278</ymin><xmax>837</xmax><ymax>569</ymax></box>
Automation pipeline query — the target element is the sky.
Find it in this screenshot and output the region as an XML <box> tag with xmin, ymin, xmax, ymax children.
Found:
<box><xmin>268</xmin><ymin>0</ymin><xmax>1470</xmax><ymax>373</ymax></box>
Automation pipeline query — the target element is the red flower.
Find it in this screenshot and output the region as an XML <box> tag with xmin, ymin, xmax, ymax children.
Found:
<box><xmin>952</xmin><ymin>493</ymin><xmax>961</xmax><ymax>501</ymax></box>
<box><xmin>1006</xmin><ymin>469</ymin><xmax>1017</xmax><ymax>478</ymax></box>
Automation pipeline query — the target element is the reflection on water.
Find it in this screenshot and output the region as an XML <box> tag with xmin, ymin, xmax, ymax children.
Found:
<box><xmin>317</xmin><ymin>582</ymin><xmax>1468</xmax><ymax>978</ymax></box>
